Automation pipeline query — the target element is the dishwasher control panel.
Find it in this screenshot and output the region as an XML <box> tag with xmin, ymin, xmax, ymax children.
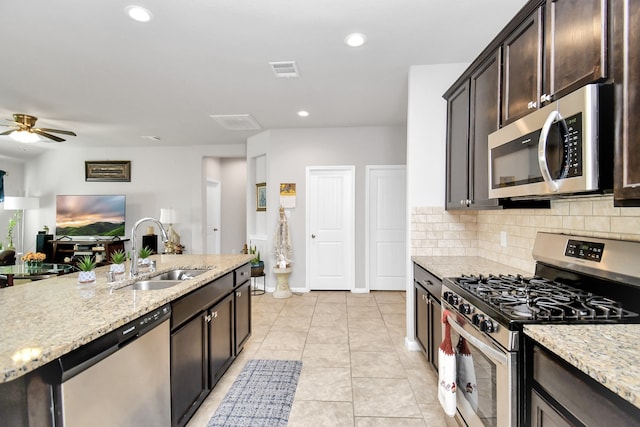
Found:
<box><xmin>118</xmin><ymin>304</ymin><xmax>171</xmax><ymax>342</ymax></box>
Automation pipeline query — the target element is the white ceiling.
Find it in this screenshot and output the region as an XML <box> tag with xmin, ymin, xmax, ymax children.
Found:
<box><xmin>0</xmin><ymin>0</ymin><xmax>527</xmax><ymax>160</ymax></box>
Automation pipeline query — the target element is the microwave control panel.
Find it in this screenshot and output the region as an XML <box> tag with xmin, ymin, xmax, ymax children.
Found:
<box><xmin>561</xmin><ymin>112</ymin><xmax>583</xmax><ymax>178</ymax></box>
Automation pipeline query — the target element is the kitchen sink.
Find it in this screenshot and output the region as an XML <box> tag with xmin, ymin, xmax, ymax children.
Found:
<box><xmin>118</xmin><ymin>280</ymin><xmax>183</xmax><ymax>291</ymax></box>
<box><xmin>152</xmin><ymin>269</ymin><xmax>209</xmax><ymax>281</ymax></box>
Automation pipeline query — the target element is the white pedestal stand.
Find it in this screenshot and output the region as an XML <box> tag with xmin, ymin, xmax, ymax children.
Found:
<box><xmin>273</xmin><ymin>267</ymin><xmax>292</xmax><ymax>299</ymax></box>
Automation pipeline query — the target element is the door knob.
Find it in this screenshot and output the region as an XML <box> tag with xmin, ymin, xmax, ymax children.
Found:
<box><xmin>311</xmin><ymin>234</ymin><xmax>316</xmax><ymax>239</ymax></box>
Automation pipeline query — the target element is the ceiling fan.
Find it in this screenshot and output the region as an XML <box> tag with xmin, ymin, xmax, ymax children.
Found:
<box><xmin>0</xmin><ymin>114</ymin><xmax>77</xmax><ymax>143</ymax></box>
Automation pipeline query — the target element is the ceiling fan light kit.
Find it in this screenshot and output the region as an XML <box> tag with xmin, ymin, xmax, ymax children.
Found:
<box><xmin>10</xmin><ymin>130</ymin><xmax>40</xmax><ymax>143</ymax></box>
<box><xmin>0</xmin><ymin>114</ymin><xmax>76</xmax><ymax>143</ymax></box>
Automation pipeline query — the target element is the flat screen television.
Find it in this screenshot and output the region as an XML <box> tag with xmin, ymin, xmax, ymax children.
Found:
<box><xmin>55</xmin><ymin>195</ymin><xmax>126</xmax><ymax>239</ymax></box>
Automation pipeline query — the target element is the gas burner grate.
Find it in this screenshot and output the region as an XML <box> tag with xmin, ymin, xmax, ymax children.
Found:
<box><xmin>450</xmin><ymin>274</ymin><xmax>638</xmax><ymax>321</ymax></box>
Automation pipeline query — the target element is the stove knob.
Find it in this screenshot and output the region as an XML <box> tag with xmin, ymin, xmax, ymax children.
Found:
<box><xmin>448</xmin><ymin>294</ymin><xmax>459</xmax><ymax>305</ymax></box>
<box><xmin>472</xmin><ymin>313</ymin><xmax>484</xmax><ymax>325</ymax></box>
<box><xmin>480</xmin><ymin>319</ymin><xmax>495</xmax><ymax>333</ymax></box>
<box><xmin>459</xmin><ymin>303</ymin><xmax>472</xmax><ymax>314</ymax></box>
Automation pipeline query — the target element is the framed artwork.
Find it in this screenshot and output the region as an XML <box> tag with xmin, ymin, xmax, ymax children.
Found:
<box><xmin>256</xmin><ymin>182</ymin><xmax>266</xmax><ymax>211</ymax></box>
<box><xmin>85</xmin><ymin>161</ymin><xmax>131</xmax><ymax>182</ymax></box>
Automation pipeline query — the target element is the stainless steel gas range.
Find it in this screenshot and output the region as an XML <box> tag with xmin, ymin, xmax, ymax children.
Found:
<box><xmin>441</xmin><ymin>232</ymin><xmax>640</xmax><ymax>427</ymax></box>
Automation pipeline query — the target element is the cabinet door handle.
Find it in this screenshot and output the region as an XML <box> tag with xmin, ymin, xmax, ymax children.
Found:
<box><xmin>236</xmin><ymin>291</ymin><xmax>242</xmax><ymax>297</ymax></box>
<box><xmin>212</xmin><ymin>311</ymin><xmax>218</xmax><ymax>318</ymax></box>
<box><xmin>527</xmin><ymin>101</ymin><xmax>538</xmax><ymax>110</ymax></box>
<box><xmin>241</xmin><ymin>271</ymin><xmax>248</xmax><ymax>277</ymax></box>
<box><xmin>205</xmin><ymin>314</ymin><xmax>212</xmax><ymax>322</ymax></box>
<box><xmin>421</xmin><ymin>279</ymin><xmax>433</xmax><ymax>287</ymax></box>
<box><xmin>540</xmin><ymin>94</ymin><xmax>552</xmax><ymax>104</ymax></box>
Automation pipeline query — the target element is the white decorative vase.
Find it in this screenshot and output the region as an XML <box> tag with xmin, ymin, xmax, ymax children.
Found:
<box><xmin>110</xmin><ymin>263</ymin><xmax>126</xmax><ymax>281</ymax></box>
<box><xmin>78</xmin><ymin>270</ymin><xmax>96</xmax><ymax>285</ymax></box>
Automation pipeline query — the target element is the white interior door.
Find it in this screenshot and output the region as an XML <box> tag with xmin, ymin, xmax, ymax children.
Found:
<box><xmin>367</xmin><ymin>166</ymin><xmax>406</xmax><ymax>290</ymax></box>
<box><xmin>206</xmin><ymin>180</ymin><xmax>221</xmax><ymax>254</ymax></box>
<box><xmin>307</xmin><ymin>166</ymin><xmax>355</xmax><ymax>291</ymax></box>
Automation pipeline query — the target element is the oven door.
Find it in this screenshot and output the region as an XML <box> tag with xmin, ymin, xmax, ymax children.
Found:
<box><xmin>444</xmin><ymin>312</ymin><xmax>517</xmax><ymax>427</ymax></box>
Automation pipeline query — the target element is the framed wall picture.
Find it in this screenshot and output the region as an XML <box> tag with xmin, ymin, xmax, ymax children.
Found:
<box><xmin>85</xmin><ymin>161</ymin><xmax>131</xmax><ymax>182</ymax></box>
<box><xmin>256</xmin><ymin>182</ymin><xmax>266</xmax><ymax>211</ymax></box>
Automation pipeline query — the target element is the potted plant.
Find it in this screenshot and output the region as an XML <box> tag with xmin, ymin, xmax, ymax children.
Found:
<box><xmin>250</xmin><ymin>246</ymin><xmax>264</xmax><ymax>276</ymax></box>
<box><xmin>137</xmin><ymin>245</ymin><xmax>154</xmax><ymax>273</ymax></box>
<box><xmin>77</xmin><ymin>255</ymin><xmax>97</xmax><ymax>285</ymax></box>
<box><xmin>110</xmin><ymin>249</ymin><xmax>127</xmax><ymax>281</ymax></box>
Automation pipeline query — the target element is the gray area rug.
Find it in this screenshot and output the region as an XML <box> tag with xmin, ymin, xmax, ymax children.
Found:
<box><xmin>207</xmin><ymin>359</ymin><xmax>303</xmax><ymax>427</ymax></box>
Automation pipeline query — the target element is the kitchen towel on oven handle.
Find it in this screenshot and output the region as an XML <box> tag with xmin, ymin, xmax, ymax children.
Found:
<box><xmin>438</xmin><ymin>310</ymin><xmax>457</xmax><ymax>417</ymax></box>
<box><xmin>456</xmin><ymin>336</ymin><xmax>478</xmax><ymax>410</ymax></box>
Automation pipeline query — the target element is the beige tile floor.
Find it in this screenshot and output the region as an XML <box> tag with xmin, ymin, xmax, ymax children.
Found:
<box><xmin>186</xmin><ymin>290</ymin><xmax>452</xmax><ymax>427</ymax></box>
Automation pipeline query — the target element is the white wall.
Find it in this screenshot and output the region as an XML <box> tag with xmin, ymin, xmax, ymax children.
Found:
<box><xmin>407</xmin><ymin>63</ymin><xmax>469</xmax><ymax>207</ymax></box>
<box><xmin>405</xmin><ymin>63</ymin><xmax>469</xmax><ymax>349</ymax></box>
<box><xmin>248</xmin><ymin>126</ymin><xmax>406</xmax><ymax>292</ymax></box>
<box><xmin>21</xmin><ymin>144</ymin><xmax>245</xmax><ymax>255</ymax></box>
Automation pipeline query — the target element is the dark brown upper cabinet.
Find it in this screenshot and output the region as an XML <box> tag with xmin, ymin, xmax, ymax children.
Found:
<box><xmin>502</xmin><ymin>0</ymin><xmax>608</xmax><ymax>126</ymax></box>
<box><xmin>445</xmin><ymin>51</ymin><xmax>502</xmax><ymax>210</ymax></box>
<box><xmin>502</xmin><ymin>7</ymin><xmax>543</xmax><ymax>125</ymax></box>
<box><xmin>445</xmin><ymin>81</ymin><xmax>471</xmax><ymax>209</ymax></box>
<box><xmin>543</xmin><ymin>0</ymin><xmax>608</xmax><ymax>102</ymax></box>
<box><xmin>612</xmin><ymin>0</ymin><xmax>640</xmax><ymax>205</ymax></box>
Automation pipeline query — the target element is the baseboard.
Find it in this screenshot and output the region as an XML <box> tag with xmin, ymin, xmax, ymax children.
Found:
<box><xmin>405</xmin><ymin>337</ymin><xmax>421</xmax><ymax>352</ymax></box>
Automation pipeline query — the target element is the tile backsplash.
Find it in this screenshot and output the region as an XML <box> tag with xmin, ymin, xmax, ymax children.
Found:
<box><xmin>411</xmin><ymin>195</ymin><xmax>640</xmax><ymax>273</ymax></box>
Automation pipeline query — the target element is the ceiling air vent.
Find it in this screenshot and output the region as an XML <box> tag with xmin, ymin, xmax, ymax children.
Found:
<box><xmin>209</xmin><ymin>114</ymin><xmax>262</xmax><ymax>131</ymax></box>
<box><xmin>269</xmin><ymin>61</ymin><xmax>299</xmax><ymax>78</ymax></box>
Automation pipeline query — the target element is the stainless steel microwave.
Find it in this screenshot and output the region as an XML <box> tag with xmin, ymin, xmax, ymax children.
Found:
<box><xmin>488</xmin><ymin>84</ymin><xmax>612</xmax><ymax>199</ymax></box>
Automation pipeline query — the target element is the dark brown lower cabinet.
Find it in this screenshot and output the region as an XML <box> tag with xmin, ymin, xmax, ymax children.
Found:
<box><xmin>234</xmin><ymin>281</ymin><xmax>251</xmax><ymax>354</ymax></box>
<box><xmin>208</xmin><ymin>294</ymin><xmax>234</xmax><ymax>386</ymax></box>
<box><xmin>528</xmin><ymin>342</ymin><xmax>640</xmax><ymax>426</ymax></box>
<box><xmin>171</xmin><ymin>313</ymin><xmax>207</xmax><ymax>427</ymax></box>
<box><xmin>413</xmin><ymin>263</ymin><xmax>442</xmax><ymax>372</ymax></box>
<box><xmin>170</xmin><ymin>264</ymin><xmax>251</xmax><ymax>427</ymax></box>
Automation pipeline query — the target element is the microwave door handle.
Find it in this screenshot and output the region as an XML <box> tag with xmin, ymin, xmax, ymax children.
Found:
<box><xmin>445</xmin><ymin>313</ymin><xmax>508</xmax><ymax>366</ymax></box>
<box><xmin>538</xmin><ymin>110</ymin><xmax>561</xmax><ymax>192</ymax></box>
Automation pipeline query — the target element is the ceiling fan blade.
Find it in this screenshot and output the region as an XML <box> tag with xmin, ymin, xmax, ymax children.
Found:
<box><xmin>36</xmin><ymin>127</ymin><xmax>77</xmax><ymax>136</ymax></box>
<box><xmin>33</xmin><ymin>130</ymin><xmax>65</xmax><ymax>142</ymax></box>
<box><xmin>0</xmin><ymin>129</ymin><xmax>15</xmax><ymax>136</ymax></box>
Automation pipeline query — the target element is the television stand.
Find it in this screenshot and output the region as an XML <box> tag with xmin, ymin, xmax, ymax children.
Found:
<box><xmin>49</xmin><ymin>239</ymin><xmax>129</xmax><ymax>266</ymax></box>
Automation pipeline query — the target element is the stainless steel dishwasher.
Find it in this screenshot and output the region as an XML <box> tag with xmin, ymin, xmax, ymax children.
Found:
<box><xmin>51</xmin><ymin>304</ymin><xmax>171</xmax><ymax>427</ymax></box>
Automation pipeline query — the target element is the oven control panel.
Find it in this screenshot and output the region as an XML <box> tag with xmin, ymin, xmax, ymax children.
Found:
<box><xmin>565</xmin><ymin>239</ymin><xmax>605</xmax><ymax>262</ymax></box>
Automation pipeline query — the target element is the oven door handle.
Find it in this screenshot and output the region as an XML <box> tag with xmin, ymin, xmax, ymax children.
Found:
<box><xmin>538</xmin><ymin>109</ymin><xmax>562</xmax><ymax>193</ymax></box>
<box><xmin>445</xmin><ymin>314</ymin><xmax>508</xmax><ymax>366</ymax></box>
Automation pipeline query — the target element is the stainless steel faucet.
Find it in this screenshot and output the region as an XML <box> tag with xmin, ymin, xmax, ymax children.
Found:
<box><xmin>130</xmin><ymin>217</ymin><xmax>169</xmax><ymax>277</ymax></box>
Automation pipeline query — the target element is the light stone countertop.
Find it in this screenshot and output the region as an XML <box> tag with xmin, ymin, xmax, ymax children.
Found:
<box><xmin>412</xmin><ymin>255</ymin><xmax>533</xmax><ymax>279</ymax></box>
<box><xmin>524</xmin><ymin>324</ymin><xmax>640</xmax><ymax>410</ymax></box>
<box><xmin>0</xmin><ymin>253</ymin><xmax>252</xmax><ymax>384</ymax></box>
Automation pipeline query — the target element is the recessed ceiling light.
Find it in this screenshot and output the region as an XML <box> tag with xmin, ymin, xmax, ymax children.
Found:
<box><xmin>344</xmin><ymin>33</ymin><xmax>367</xmax><ymax>47</ymax></box>
<box><xmin>297</xmin><ymin>110</ymin><xmax>309</xmax><ymax>117</ymax></box>
<box><xmin>125</xmin><ymin>5</ymin><xmax>153</xmax><ymax>23</ymax></box>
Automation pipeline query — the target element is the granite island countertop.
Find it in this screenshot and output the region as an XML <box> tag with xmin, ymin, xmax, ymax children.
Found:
<box><xmin>525</xmin><ymin>324</ymin><xmax>640</xmax><ymax>410</ymax></box>
<box><xmin>0</xmin><ymin>253</ymin><xmax>252</xmax><ymax>384</ymax></box>
<box><xmin>412</xmin><ymin>255</ymin><xmax>533</xmax><ymax>279</ymax></box>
